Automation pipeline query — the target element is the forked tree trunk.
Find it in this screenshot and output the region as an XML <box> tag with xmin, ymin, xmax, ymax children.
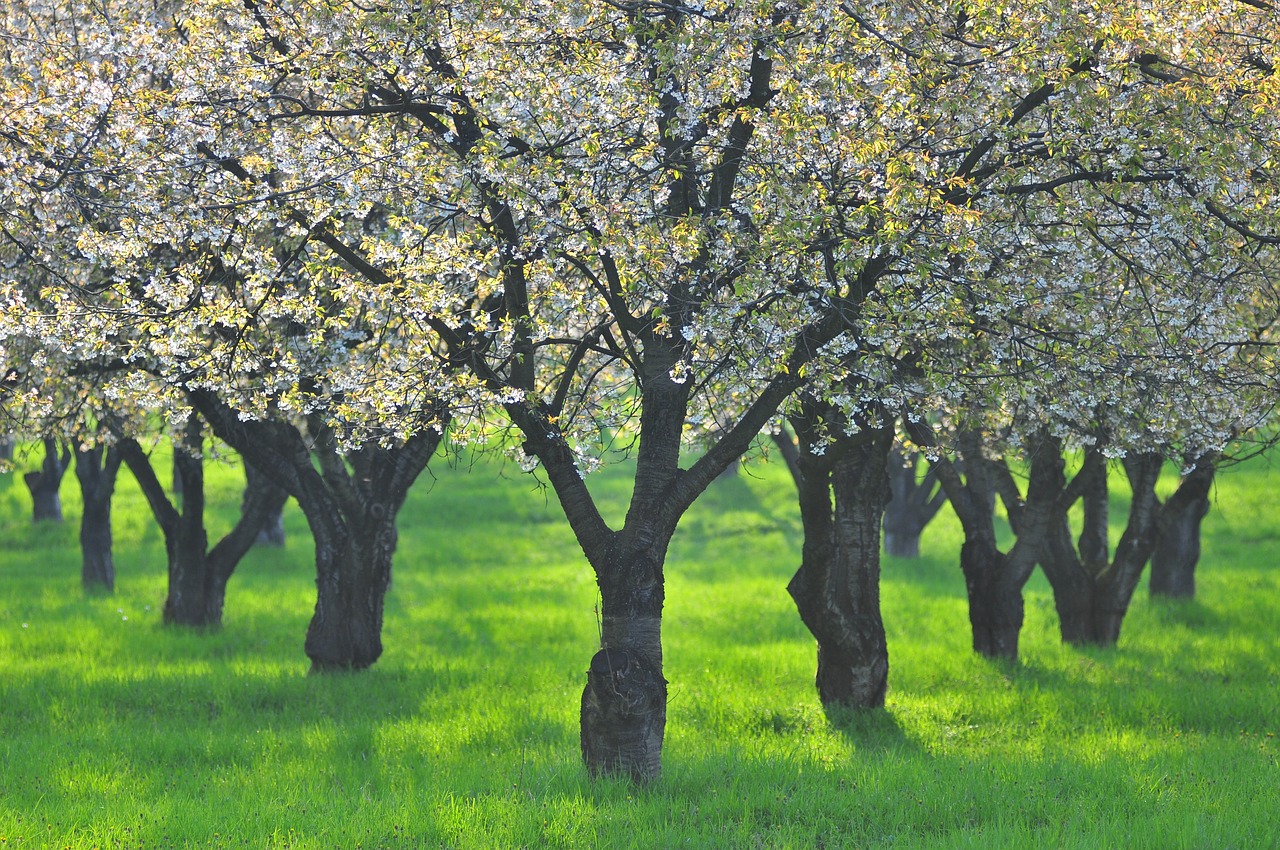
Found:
<box><xmin>931</xmin><ymin>430</ymin><xmax>1054</xmax><ymax>662</ymax></box>
<box><xmin>1041</xmin><ymin>518</ymin><xmax>1107</xmax><ymax>644</ymax></box>
<box><xmin>1037</xmin><ymin>447</ymin><xmax>1165</xmax><ymax>648</ymax></box>
<box><xmin>1150</xmin><ymin>458</ymin><xmax>1216</xmax><ymax>599</ymax></box>
<box><xmin>1042</xmin><ymin>518</ymin><xmax>1142</xmax><ymax>646</ymax></box>
<box><xmin>75</xmin><ymin>444</ymin><xmax>123</xmax><ymax>592</ymax></box>
<box><xmin>512</xmin><ymin>341</ymin><xmax>696</xmax><ymax>784</ymax></box>
<box><xmin>785</xmin><ymin>408</ymin><xmax>893</xmax><ymax>710</ymax></box>
<box><xmin>187</xmin><ymin>388</ymin><xmax>443</xmax><ymax>671</ymax></box>
<box><xmin>882</xmin><ymin>449</ymin><xmax>947</xmax><ymax>559</ymax></box>
<box><xmin>118</xmin><ymin>417</ymin><xmax>289</xmax><ymax>628</ymax></box>
<box><xmin>24</xmin><ymin>438</ymin><xmax>70</xmax><ymax>523</ymax></box>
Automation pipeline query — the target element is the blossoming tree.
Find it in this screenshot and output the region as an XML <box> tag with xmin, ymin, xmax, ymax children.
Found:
<box><xmin>4</xmin><ymin>0</ymin><xmax>1277</xmax><ymax>782</ymax></box>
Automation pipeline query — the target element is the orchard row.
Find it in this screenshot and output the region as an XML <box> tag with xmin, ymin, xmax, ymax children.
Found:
<box><xmin>1</xmin><ymin>1</ymin><xmax>1277</xmax><ymax>780</ymax></box>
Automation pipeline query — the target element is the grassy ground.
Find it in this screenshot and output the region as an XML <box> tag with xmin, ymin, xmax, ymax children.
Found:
<box><xmin>0</xmin><ymin>444</ymin><xmax>1277</xmax><ymax>849</ymax></box>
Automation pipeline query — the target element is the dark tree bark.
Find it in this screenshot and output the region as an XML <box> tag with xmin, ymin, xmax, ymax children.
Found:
<box><xmin>23</xmin><ymin>438</ymin><xmax>70</xmax><ymax>523</ymax></box>
<box><xmin>957</xmin><ymin>537</ymin><xmax>1028</xmax><ymax>660</ymax></box>
<box><xmin>1150</xmin><ymin>456</ymin><xmax>1216</xmax><ymax>599</ymax></box>
<box><xmin>771</xmin><ymin>426</ymin><xmax>803</xmax><ymax>489</ymax></box>
<box><xmin>0</xmin><ymin>436</ymin><xmax>13</xmax><ymax>462</ymax></box>
<box><xmin>245</xmin><ymin>463</ymin><xmax>287</xmax><ymax>547</ymax></box>
<box><xmin>1035</xmin><ymin>444</ymin><xmax>1166</xmax><ymax>647</ymax></box>
<box><xmin>882</xmin><ymin>449</ymin><xmax>948</xmax><ymax>558</ymax></box>
<box><xmin>117</xmin><ymin>415</ymin><xmax>289</xmax><ymax>628</ymax></box>
<box><xmin>187</xmin><ymin>389</ymin><xmax>442</xmax><ymax>670</ymax></box>
<box><xmin>932</xmin><ymin>431</ymin><xmax>1056</xmax><ymax>662</ymax></box>
<box><xmin>74</xmin><ymin>443</ymin><xmax>123</xmax><ymax>592</ymax></box>
<box><xmin>1077</xmin><ymin>452</ymin><xmax>1110</xmax><ymax>570</ymax></box>
<box><xmin>784</xmin><ymin>402</ymin><xmax>894</xmax><ymax>709</ymax></box>
<box><xmin>171</xmin><ymin>444</ymin><xmax>184</xmax><ymax>498</ymax></box>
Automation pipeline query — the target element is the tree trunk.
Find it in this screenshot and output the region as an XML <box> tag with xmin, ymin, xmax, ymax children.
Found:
<box><xmin>0</xmin><ymin>436</ymin><xmax>13</xmax><ymax>462</ymax></box>
<box><xmin>882</xmin><ymin>451</ymin><xmax>922</xmax><ymax>559</ymax></box>
<box><xmin>24</xmin><ymin>438</ymin><xmax>70</xmax><ymax>523</ymax></box>
<box><xmin>581</xmin><ymin>553</ymin><xmax>667</xmax><ymax>782</ymax></box>
<box><xmin>255</xmin><ymin>507</ymin><xmax>286</xmax><ymax>547</ymax></box>
<box><xmin>958</xmin><ymin>538</ymin><xmax>1026</xmax><ymax>660</ymax></box>
<box><xmin>79</xmin><ymin>502</ymin><xmax>116</xmax><ymax>591</ymax></box>
<box><xmin>1041</xmin><ymin>516</ymin><xmax>1108</xmax><ymax>644</ymax></box>
<box><xmin>1078</xmin><ymin>455</ymin><xmax>1110</xmax><ymax>570</ymax></box>
<box><xmin>75</xmin><ymin>444</ymin><xmax>122</xmax><ymax>592</ymax></box>
<box><xmin>786</xmin><ymin>412</ymin><xmax>893</xmax><ymax>710</ymax></box>
<box><xmin>245</xmin><ymin>463</ymin><xmax>286</xmax><ymax>547</ymax></box>
<box><xmin>164</xmin><ymin>517</ymin><xmax>215</xmax><ymax>626</ymax></box>
<box><xmin>1037</xmin><ymin>448</ymin><xmax>1165</xmax><ymax>648</ymax></box>
<box><xmin>510</xmin><ymin>340</ymin><xmax>690</xmax><ymax>785</ymax></box>
<box><xmin>304</xmin><ymin>508</ymin><xmax>398</xmax><ymax>671</ymax></box>
<box><xmin>1150</xmin><ymin>503</ymin><xmax>1206</xmax><ymax>599</ymax></box>
<box><xmin>1150</xmin><ymin>458</ymin><xmax>1215</xmax><ymax>599</ymax></box>
<box><xmin>172</xmin><ymin>442</ymin><xmax>184</xmax><ymax>498</ymax></box>
<box><xmin>882</xmin><ymin>449</ymin><xmax>947</xmax><ymax>559</ymax></box>
<box><xmin>161</xmin><ymin>435</ymin><xmax>218</xmax><ymax>626</ymax></box>
<box><xmin>169</xmin><ymin>448</ymin><xmax>290</xmax><ymax>628</ymax></box>
<box><xmin>510</xmin><ymin>342</ymin><xmax>690</xmax><ymax>784</ymax></box>
<box><xmin>882</xmin><ymin>522</ymin><xmax>921</xmax><ymax>559</ymax></box>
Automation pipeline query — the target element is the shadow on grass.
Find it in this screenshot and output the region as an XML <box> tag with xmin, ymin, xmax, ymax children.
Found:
<box><xmin>1144</xmin><ymin>595</ymin><xmax>1228</xmax><ymax>630</ymax></box>
<box><xmin>825</xmin><ymin>705</ymin><xmax>920</xmax><ymax>756</ymax></box>
<box><xmin>0</xmin><ymin>517</ymin><xmax>77</xmax><ymax>551</ymax></box>
<box><xmin>983</xmin><ymin>621</ymin><xmax>1280</xmax><ymax>739</ymax></box>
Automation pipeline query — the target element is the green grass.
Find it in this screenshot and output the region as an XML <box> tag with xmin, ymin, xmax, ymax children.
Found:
<box><xmin>1</xmin><ymin>446</ymin><xmax>1278</xmax><ymax>849</ymax></box>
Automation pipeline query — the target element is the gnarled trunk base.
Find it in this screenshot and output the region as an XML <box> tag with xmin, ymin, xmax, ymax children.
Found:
<box><xmin>306</xmin><ymin>519</ymin><xmax>397</xmax><ymax>672</ymax></box>
<box><xmin>580</xmin><ymin>645</ymin><xmax>666</xmax><ymax>782</ymax></box>
<box><xmin>578</xmin><ymin>584</ymin><xmax>666</xmax><ymax>780</ymax></box>
<box><xmin>1055</xmin><ymin>589</ymin><xmax>1125</xmax><ymax>648</ymax></box>
<box><xmin>815</xmin><ymin>639</ymin><xmax>888</xmax><ymax>709</ymax></box>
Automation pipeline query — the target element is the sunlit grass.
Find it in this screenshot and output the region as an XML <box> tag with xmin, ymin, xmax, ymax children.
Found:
<box><xmin>0</xmin><ymin>446</ymin><xmax>1277</xmax><ymax>848</ymax></box>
